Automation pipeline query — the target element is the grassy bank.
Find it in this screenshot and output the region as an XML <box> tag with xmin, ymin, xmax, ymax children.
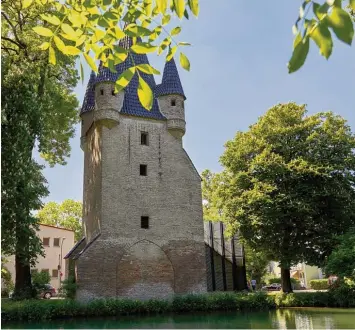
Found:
<box><xmin>2</xmin><ymin>291</ymin><xmax>354</xmax><ymax>323</ymax></box>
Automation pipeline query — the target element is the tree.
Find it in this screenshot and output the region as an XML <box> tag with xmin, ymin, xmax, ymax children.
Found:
<box><xmin>1</xmin><ymin>1</ymin><xmax>79</xmax><ymax>299</ymax></box>
<box><xmin>38</xmin><ymin>200</ymin><xmax>83</xmax><ymax>242</ymax></box>
<box><xmin>201</xmin><ymin>170</ymin><xmax>222</xmax><ymax>221</ymax></box>
<box><xmin>219</xmin><ymin>103</ymin><xmax>355</xmax><ymax>292</ymax></box>
<box><xmin>244</xmin><ymin>245</ymin><xmax>270</xmax><ymax>288</ymax></box>
<box><xmin>324</xmin><ymin>229</ymin><xmax>355</xmax><ymax>279</ymax></box>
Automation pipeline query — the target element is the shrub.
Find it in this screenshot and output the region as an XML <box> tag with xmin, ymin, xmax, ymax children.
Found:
<box><xmin>60</xmin><ymin>276</ymin><xmax>77</xmax><ymax>299</ymax></box>
<box><xmin>328</xmin><ymin>280</ymin><xmax>355</xmax><ymax>307</ymax></box>
<box><xmin>32</xmin><ymin>270</ymin><xmax>51</xmax><ymax>294</ymax></box>
<box><xmin>310</xmin><ymin>279</ymin><xmax>329</xmax><ymax>290</ymax></box>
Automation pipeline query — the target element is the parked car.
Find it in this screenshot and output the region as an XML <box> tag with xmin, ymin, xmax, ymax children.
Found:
<box><xmin>39</xmin><ymin>284</ymin><xmax>57</xmax><ymax>299</ymax></box>
<box><xmin>261</xmin><ymin>283</ymin><xmax>282</xmax><ymax>291</ymax></box>
<box><xmin>8</xmin><ymin>284</ymin><xmax>57</xmax><ymax>299</ymax></box>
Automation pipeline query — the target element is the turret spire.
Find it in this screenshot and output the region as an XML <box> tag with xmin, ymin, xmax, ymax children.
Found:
<box><xmin>80</xmin><ymin>71</ymin><xmax>96</xmax><ymax>115</ymax></box>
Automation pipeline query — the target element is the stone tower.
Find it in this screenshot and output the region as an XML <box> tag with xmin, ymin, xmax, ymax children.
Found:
<box><xmin>67</xmin><ymin>35</ymin><xmax>207</xmax><ymax>300</ymax></box>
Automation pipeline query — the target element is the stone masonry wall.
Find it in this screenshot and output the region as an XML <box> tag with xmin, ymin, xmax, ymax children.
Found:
<box><xmin>76</xmin><ymin>114</ymin><xmax>206</xmax><ymax>301</ymax></box>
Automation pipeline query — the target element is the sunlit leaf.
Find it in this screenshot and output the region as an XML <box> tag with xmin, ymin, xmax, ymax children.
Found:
<box><xmin>115</xmin><ymin>67</ymin><xmax>136</xmax><ymax>93</ymax></box>
<box><xmin>166</xmin><ymin>45</ymin><xmax>177</xmax><ymax>61</ymax></box>
<box><xmin>22</xmin><ymin>0</ymin><xmax>33</xmax><ymax>9</ymax></box>
<box><xmin>138</xmin><ymin>75</ymin><xmax>153</xmax><ymax>110</ymax></box>
<box><xmin>327</xmin><ymin>7</ymin><xmax>354</xmax><ymax>45</ymax></box>
<box><xmin>75</xmin><ymin>35</ymin><xmax>86</xmax><ymax>47</ymax></box>
<box><xmin>288</xmin><ymin>36</ymin><xmax>310</xmax><ymax>73</ymax></box>
<box><xmin>171</xmin><ymin>26</ymin><xmax>182</xmax><ymax>36</ymax></box>
<box><xmin>174</xmin><ymin>0</ymin><xmax>185</xmax><ymax>19</ymax></box>
<box><xmin>179</xmin><ymin>52</ymin><xmax>190</xmax><ymax>71</ymax></box>
<box><xmin>49</xmin><ymin>46</ymin><xmax>56</xmax><ymax>65</ymax></box>
<box><xmin>310</xmin><ymin>22</ymin><xmax>333</xmax><ymax>59</ymax></box>
<box><xmin>80</xmin><ymin>62</ymin><xmax>84</xmax><ymax>83</ymax></box>
<box><xmin>131</xmin><ymin>43</ymin><xmax>157</xmax><ymax>54</ymax></box>
<box><xmin>53</xmin><ymin>36</ymin><xmax>66</xmax><ymax>52</ymax></box>
<box><xmin>178</xmin><ymin>41</ymin><xmax>191</xmax><ymax>46</ymax></box>
<box><xmin>84</xmin><ymin>52</ymin><xmax>98</xmax><ymax>72</ymax></box>
<box><xmin>162</xmin><ymin>14</ymin><xmax>171</xmax><ymax>25</ymax></box>
<box><xmin>39</xmin><ymin>42</ymin><xmax>50</xmax><ymax>50</ymax></box>
<box><xmin>33</xmin><ymin>26</ymin><xmax>53</xmax><ymax>37</ymax></box>
<box><xmin>61</xmin><ymin>24</ymin><xmax>76</xmax><ymax>37</ymax></box>
<box><xmin>350</xmin><ymin>0</ymin><xmax>355</xmax><ymax>10</ymax></box>
<box><xmin>65</xmin><ymin>46</ymin><xmax>81</xmax><ymax>55</ymax></box>
<box><xmin>189</xmin><ymin>0</ymin><xmax>199</xmax><ymax>17</ymax></box>
<box><xmin>156</xmin><ymin>0</ymin><xmax>167</xmax><ymax>14</ymax></box>
<box><xmin>136</xmin><ymin>64</ymin><xmax>160</xmax><ymax>75</ymax></box>
<box><xmin>41</xmin><ymin>14</ymin><xmax>61</xmax><ymax>26</ymax></box>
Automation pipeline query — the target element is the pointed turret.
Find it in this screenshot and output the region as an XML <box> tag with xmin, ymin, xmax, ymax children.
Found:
<box><xmin>155</xmin><ymin>58</ymin><xmax>186</xmax><ymax>99</ymax></box>
<box><xmin>80</xmin><ymin>71</ymin><xmax>96</xmax><ymax>115</ymax></box>
<box><xmin>156</xmin><ymin>58</ymin><xmax>186</xmax><ymax>139</ymax></box>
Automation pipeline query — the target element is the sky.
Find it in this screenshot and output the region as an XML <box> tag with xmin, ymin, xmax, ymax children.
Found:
<box><xmin>36</xmin><ymin>1</ymin><xmax>355</xmax><ymax>203</ymax></box>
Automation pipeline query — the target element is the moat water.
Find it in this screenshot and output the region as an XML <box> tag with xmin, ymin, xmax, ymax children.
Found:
<box><xmin>4</xmin><ymin>308</ymin><xmax>355</xmax><ymax>329</ymax></box>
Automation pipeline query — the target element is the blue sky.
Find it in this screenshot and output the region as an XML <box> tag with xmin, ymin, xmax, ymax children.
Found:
<box><xmin>37</xmin><ymin>1</ymin><xmax>355</xmax><ymax>203</ymax></box>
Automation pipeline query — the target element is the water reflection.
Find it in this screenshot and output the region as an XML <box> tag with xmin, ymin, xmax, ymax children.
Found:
<box><xmin>4</xmin><ymin>308</ymin><xmax>355</xmax><ymax>329</ymax></box>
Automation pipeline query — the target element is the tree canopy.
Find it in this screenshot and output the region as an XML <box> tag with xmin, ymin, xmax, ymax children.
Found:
<box><xmin>38</xmin><ymin>200</ymin><xmax>83</xmax><ymax>242</ymax></box>
<box><xmin>324</xmin><ymin>229</ymin><xmax>355</xmax><ymax>279</ymax></box>
<box><xmin>219</xmin><ymin>103</ymin><xmax>355</xmax><ymax>291</ymax></box>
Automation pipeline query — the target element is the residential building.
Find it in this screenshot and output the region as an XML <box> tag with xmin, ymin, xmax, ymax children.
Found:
<box><xmin>268</xmin><ymin>261</ymin><xmax>324</xmax><ymax>288</ymax></box>
<box><xmin>4</xmin><ymin>224</ymin><xmax>75</xmax><ymax>290</ymax></box>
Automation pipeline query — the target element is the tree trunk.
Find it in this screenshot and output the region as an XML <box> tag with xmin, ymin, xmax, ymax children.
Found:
<box><xmin>281</xmin><ymin>267</ymin><xmax>293</xmax><ymax>293</ymax></box>
<box><xmin>14</xmin><ymin>253</ymin><xmax>34</xmax><ymax>299</ymax></box>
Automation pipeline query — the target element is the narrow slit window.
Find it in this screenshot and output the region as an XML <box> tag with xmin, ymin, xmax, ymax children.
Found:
<box><xmin>111</xmin><ymin>90</ymin><xmax>115</xmax><ymax>96</ymax></box>
<box><xmin>100</xmin><ymin>89</ymin><xmax>104</xmax><ymax>95</ymax></box>
<box><xmin>141</xmin><ymin>216</ymin><xmax>149</xmax><ymax>229</ymax></box>
<box><xmin>141</xmin><ymin>132</ymin><xmax>148</xmax><ymax>145</ymax></box>
<box><xmin>171</xmin><ymin>99</ymin><xmax>176</xmax><ymax>106</ymax></box>
<box><xmin>140</xmin><ymin>164</ymin><xmax>147</xmax><ymax>176</ymax></box>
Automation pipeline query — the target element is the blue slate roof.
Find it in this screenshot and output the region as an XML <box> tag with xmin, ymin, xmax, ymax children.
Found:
<box><xmin>155</xmin><ymin>58</ymin><xmax>186</xmax><ymax>100</ymax></box>
<box><xmin>80</xmin><ymin>71</ymin><xmax>96</xmax><ymax>115</ymax></box>
<box><xmin>87</xmin><ymin>35</ymin><xmax>164</xmax><ymax>120</ymax></box>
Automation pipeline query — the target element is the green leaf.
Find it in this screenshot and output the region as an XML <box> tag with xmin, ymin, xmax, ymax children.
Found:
<box><xmin>350</xmin><ymin>0</ymin><xmax>355</xmax><ymax>10</ymax></box>
<box><xmin>75</xmin><ymin>35</ymin><xmax>86</xmax><ymax>47</ymax></box>
<box><xmin>53</xmin><ymin>36</ymin><xmax>66</xmax><ymax>52</ymax></box>
<box><xmin>138</xmin><ymin>76</ymin><xmax>153</xmax><ymax>110</ymax></box>
<box><xmin>33</xmin><ymin>26</ymin><xmax>53</xmax><ymax>37</ymax></box>
<box><xmin>293</xmin><ymin>32</ymin><xmax>303</xmax><ymax>49</ymax></box>
<box><xmin>80</xmin><ymin>62</ymin><xmax>84</xmax><ymax>83</ymax></box>
<box><xmin>174</xmin><ymin>0</ymin><xmax>185</xmax><ymax>19</ymax></box>
<box><xmin>22</xmin><ymin>0</ymin><xmax>33</xmax><ymax>9</ymax></box>
<box><xmin>310</xmin><ymin>22</ymin><xmax>333</xmax><ymax>59</ymax></box>
<box><xmin>65</xmin><ymin>46</ymin><xmax>81</xmax><ymax>55</ymax></box>
<box><xmin>41</xmin><ymin>14</ymin><xmax>61</xmax><ymax>26</ymax></box>
<box><xmin>49</xmin><ymin>46</ymin><xmax>56</xmax><ymax>65</ymax></box>
<box><xmin>162</xmin><ymin>14</ymin><xmax>171</xmax><ymax>25</ymax></box>
<box><xmin>179</xmin><ymin>52</ymin><xmax>190</xmax><ymax>71</ymax></box>
<box><xmin>189</xmin><ymin>0</ymin><xmax>200</xmax><ymax>16</ymax></box>
<box><xmin>171</xmin><ymin>26</ymin><xmax>182</xmax><ymax>36</ymax></box>
<box><xmin>84</xmin><ymin>53</ymin><xmax>98</xmax><ymax>73</ymax></box>
<box><xmin>115</xmin><ymin>67</ymin><xmax>136</xmax><ymax>93</ymax></box>
<box><xmin>131</xmin><ymin>43</ymin><xmax>157</xmax><ymax>54</ymax></box>
<box><xmin>39</xmin><ymin>42</ymin><xmax>50</xmax><ymax>50</ymax></box>
<box><xmin>288</xmin><ymin>36</ymin><xmax>310</xmax><ymax>73</ymax></box>
<box><xmin>178</xmin><ymin>41</ymin><xmax>191</xmax><ymax>46</ymax></box>
<box><xmin>327</xmin><ymin>7</ymin><xmax>354</xmax><ymax>45</ymax></box>
<box><xmin>136</xmin><ymin>64</ymin><xmax>160</xmax><ymax>75</ymax></box>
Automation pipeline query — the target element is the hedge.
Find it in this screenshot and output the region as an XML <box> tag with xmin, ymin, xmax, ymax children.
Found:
<box><xmin>2</xmin><ymin>288</ymin><xmax>354</xmax><ymax>324</ymax></box>
<box><xmin>309</xmin><ymin>279</ymin><xmax>329</xmax><ymax>290</ymax></box>
<box><xmin>2</xmin><ymin>292</ymin><xmax>274</xmax><ymax>323</ymax></box>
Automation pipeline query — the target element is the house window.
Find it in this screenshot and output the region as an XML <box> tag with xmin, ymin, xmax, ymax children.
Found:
<box><xmin>53</xmin><ymin>238</ymin><xmax>60</xmax><ymax>247</ymax></box>
<box><xmin>141</xmin><ymin>132</ymin><xmax>148</xmax><ymax>145</ymax></box>
<box><xmin>42</xmin><ymin>269</ymin><xmax>49</xmax><ymax>274</ymax></box>
<box><xmin>100</xmin><ymin>89</ymin><xmax>104</xmax><ymax>95</ymax></box>
<box><xmin>43</xmin><ymin>237</ymin><xmax>50</xmax><ymax>246</ymax></box>
<box><xmin>52</xmin><ymin>269</ymin><xmax>59</xmax><ymax>278</ymax></box>
<box><xmin>140</xmin><ymin>164</ymin><xmax>147</xmax><ymax>176</ymax></box>
<box><xmin>171</xmin><ymin>99</ymin><xmax>176</xmax><ymax>106</ymax></box>
<box><xmin>141</xmin><ymin>216</ymin><xmax>149</xmax><ymax>229</ymax></box>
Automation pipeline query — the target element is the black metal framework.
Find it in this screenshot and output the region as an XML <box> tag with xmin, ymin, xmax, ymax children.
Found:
<box><xmin>220</xmin><ymin>222</ymin><xmax>227</xmax><ymax>291</ymax></box>
<box><xmin>209</xmin><ymin>221</ymin><xmax>216</xmax><ymax>291</ymax></box>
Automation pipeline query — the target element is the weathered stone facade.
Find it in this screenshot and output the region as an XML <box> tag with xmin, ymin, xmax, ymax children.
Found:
<box><xmin>71</xmin><ymin>42</ymin><xmax>207</xmax><ymax>300</ymax></box>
